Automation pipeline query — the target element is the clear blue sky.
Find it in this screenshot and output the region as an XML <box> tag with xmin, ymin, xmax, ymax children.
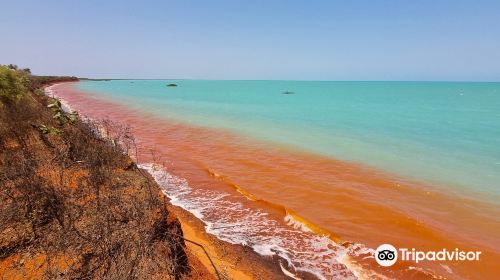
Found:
<box><xmin>1</xmin><ymin>0</ymin><xmax>499</xmax><ymax>80</ymax></box>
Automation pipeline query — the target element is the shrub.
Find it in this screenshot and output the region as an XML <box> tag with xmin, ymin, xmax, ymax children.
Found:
<box><xmin>0</xmin><ymin>65</ymin><xmax>28</xmax><ymax>103</ymax></box>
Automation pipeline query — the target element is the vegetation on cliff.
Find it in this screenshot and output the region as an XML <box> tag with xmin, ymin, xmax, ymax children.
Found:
<box><xmin>0</xmin><ymin>66</ymin><xmax>212</xmax><ymax>279</ymax></box>
<box><xmin>0</xmin><ymin>65</ymin><xmax>29</xmax><ymax>102</ymax></box>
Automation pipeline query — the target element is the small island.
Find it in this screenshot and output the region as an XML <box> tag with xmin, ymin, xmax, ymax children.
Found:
<box><xmin>167</xmin><ymin>83</ymin><xmax>178</xmax><ymax>87</ymax></box>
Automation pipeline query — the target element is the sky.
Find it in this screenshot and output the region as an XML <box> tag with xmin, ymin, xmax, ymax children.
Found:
<box><xmin>1</xmin><ymin>0</ymin><xmax>499</xmax><ymax>81</ymax></box>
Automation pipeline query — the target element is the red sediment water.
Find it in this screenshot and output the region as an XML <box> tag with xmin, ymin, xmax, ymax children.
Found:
<box><xmin>49</xmin><ymin>82</ymin><xmax>500</xmax><ymax>279</ymax></box>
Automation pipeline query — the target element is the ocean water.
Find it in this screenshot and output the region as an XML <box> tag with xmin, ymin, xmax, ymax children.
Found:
<box><xmin>51</xmin><ymin>81</ymin><xmax>500</xmax><ymax>279</ymax></box>
<box><xmin>77</xmin><ymin>80</ymin><xmax>500</xmax><ymax>200</ymax></box>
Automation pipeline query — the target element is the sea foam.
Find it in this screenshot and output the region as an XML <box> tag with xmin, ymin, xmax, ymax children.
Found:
<box><xmin>140</xmin><ymin>163</ymin><xmax>374</xmax><ymax>280</ymax></box>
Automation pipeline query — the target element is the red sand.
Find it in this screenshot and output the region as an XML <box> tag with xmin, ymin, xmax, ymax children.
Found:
<box><xmin>49</xmin><ymin>82</ymin><xmax>500</xmax><ymax>279</ymax></box>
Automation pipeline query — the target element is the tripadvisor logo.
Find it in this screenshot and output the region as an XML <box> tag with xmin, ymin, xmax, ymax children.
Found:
<box><xmin>375</xmin><ymin>244</ymin><xmax>398</xmax><ymax>266</ymax></box>
<box><xmin>375</xmin><ymin>244</ymin><xmax>482</xmax><ymax>267</ymax></box>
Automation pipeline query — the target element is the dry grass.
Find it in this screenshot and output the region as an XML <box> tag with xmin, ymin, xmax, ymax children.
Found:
<box><xmin>0</xmin><ymin>87</ymin><xmax>210</xmax><ymax>279</ymax></box>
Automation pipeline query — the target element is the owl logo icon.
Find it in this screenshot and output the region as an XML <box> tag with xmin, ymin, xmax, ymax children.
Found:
<box><xmin>375</xmin><ymin>244</ymin><xmax>398</xmax><ymax>266</ymax></box>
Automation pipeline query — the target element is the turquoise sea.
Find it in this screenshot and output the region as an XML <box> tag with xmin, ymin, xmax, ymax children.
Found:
<box><xmin>77</xmin><ymin>80</ymin><xmax>500</xmax><ymax>201</ymax></box>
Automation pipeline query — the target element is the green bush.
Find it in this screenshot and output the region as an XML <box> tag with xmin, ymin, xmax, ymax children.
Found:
<box><xmin>0</xmin><ymin>65</ymin><xmax>28</xmax><ymax>102</ymax></box>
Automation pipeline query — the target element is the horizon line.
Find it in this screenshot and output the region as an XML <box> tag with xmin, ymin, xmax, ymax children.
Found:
<box><xmin>75</xmin><ymin>78</ymin><xmax>500</xmax><ymax>83</ymax></box>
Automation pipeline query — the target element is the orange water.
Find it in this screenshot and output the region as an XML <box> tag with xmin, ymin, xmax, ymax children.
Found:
<box><xmin>50</xmin><ymin>82</ymin><xmax>500</xmax><ymax>279</ymax></box>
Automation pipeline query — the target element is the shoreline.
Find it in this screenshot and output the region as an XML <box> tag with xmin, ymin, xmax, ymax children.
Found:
<box><xmin>46</xmin><ymin>81</ymin><xmax>500</xmax><ymax>279</ymax></box>
<box><xmin>167</xmin><ymin>204</ymin><xmax>302</xmax><ymax>280</ymax></box>
<box><xmin>44</xmin><ymin>82</ymin><xmax>293</xmax><ymax>280</ymax></box>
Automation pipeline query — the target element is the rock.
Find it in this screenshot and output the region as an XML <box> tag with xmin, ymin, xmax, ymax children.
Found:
<box><xmin>167</xmin><ymin>83</ymin><xmax>178</xmax><ymax>87</ymax></box>
<box><xmin>282</xmin><ymin>91</ymin><xmax>294</xmax><ymax>94</ymax></box>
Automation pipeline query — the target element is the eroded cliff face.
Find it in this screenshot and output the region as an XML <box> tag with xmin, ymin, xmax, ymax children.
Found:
<box><xmin>0</xmin><ymin>81</ymin><xmax>212</xmax><ymax>279</ymax></box>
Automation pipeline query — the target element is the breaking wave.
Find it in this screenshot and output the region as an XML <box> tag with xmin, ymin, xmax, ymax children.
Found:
<box><xmin>141</xmin><ymin>163</ymin><xmax>377</xmax><ymax>280</ymax></box>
